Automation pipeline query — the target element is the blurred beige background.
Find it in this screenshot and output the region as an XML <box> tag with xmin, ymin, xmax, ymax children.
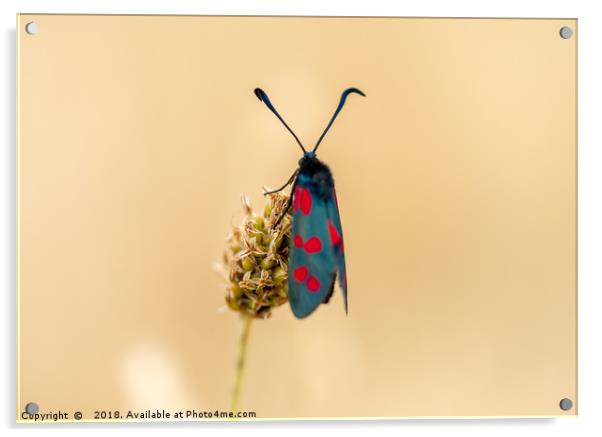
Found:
<box><xmin>17</xmin><ymin>15</ymin><xmax>576</xmax><ymax>420</ymax></box>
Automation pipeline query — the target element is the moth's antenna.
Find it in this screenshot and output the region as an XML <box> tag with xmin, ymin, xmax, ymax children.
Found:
<box><xmin>254</xmin><ymin>88</ymin><xmax>306</xmax><ymax>153</ymax></box>
<box><xmin>313</xmin><ymin>88</ymin><xmax>365</xmax><ymax>153</ymax></box>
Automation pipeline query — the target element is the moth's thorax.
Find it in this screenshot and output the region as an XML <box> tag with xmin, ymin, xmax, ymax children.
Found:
<box><xmin>297</xmin><ymin>155</ymin><xmax>334</xmax><ymax>200</ymax></box>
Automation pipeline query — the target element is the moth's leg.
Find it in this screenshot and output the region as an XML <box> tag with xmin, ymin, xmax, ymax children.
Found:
<box><xmin>263</xmin><ymin>169</ymin><xmax>299</xmax><ymax>195</ymax></box>
<box><xmin>273</xmin><ymin>176</ymin><xmax>298</xmax><ymax>227</ymax></box>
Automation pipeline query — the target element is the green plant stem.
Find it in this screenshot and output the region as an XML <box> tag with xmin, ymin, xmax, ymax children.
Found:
<box><xmin>230</xmin><ymin>314</ymin><xmax>253</xmax><ymax>413</ymax></box>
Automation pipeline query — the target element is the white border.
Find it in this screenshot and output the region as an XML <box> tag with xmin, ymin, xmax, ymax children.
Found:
<box><xmin>2</xmin><ymin>1</ymin><xmax>601</xmax><ymax>436</ymax></box>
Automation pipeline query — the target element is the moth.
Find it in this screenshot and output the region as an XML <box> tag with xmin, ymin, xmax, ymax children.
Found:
<box><xmin>254</xmin><ymin>87</ymin><xmax>365</xmax><ymax>318</ymax></box>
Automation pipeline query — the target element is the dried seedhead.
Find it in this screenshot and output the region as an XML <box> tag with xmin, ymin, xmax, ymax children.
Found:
<box><xmin>222</xmin><ymin>192</ymin><xmax>292</xmax><ymax>319</ymax></box>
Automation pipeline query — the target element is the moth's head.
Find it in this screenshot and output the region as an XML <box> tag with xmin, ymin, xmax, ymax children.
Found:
<box><xmin>299</xmin><ymin>151</ymin><xmax>316</xmax><ymax>166</ymax></box>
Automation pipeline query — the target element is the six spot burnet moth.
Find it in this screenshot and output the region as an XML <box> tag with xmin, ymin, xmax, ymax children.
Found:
<box><xmin>254</xmin><ymin>87</ymin><xmax>365</xmax><ymax>318</ymax></box>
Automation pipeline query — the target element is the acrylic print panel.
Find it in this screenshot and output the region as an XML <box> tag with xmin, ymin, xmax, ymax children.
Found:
<box><xmin>17</xmin><ymin>15</ymin><xmax>577</xmax><ymax>421</ymax></box>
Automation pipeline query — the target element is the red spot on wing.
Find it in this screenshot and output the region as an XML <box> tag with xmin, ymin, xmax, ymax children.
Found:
<box><xmin>306</xmin><ymin>276</ymin><xmax>321</xmax><ymax>293</ymax></box>
<box><xmin>293</xmin><ymin>186</ymin><xmax>301</xmax><ymax>212</ymax></box>
<box><xmin>293</xmin><ymin>266</ymin><xmax>308</xmax><ymax>282</ymax></box>
<box><xmin>300</xmin><ymin>187</ymin><xmax>312</xmax><ymax>215</ymax></box>
<box><xmin>328</xmin><ymin>219</ymin><xmax>342</xmax><ymax>246</ymax></box>
<box><xmin>304</xmin><ymin>236</ymin><xmax>322</xmax><ymax>253</ymax></box>
<box><xmin>293</xmin><ymin>234</ymin><xmax>304</xmax><ymax>248</ymax></box>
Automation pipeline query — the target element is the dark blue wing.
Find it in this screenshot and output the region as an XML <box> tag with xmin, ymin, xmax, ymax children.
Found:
<box><xmin>325</xmin><ymin>189</ymin><xmax>348</xmax><ymax>313</ymax></box>
<box><xmin>288</xmin><ymin>181</ymin><xmax>337</xmax><ymax>318</ymax></box>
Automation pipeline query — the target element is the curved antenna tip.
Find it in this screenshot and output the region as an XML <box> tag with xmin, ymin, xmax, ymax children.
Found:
<box><xmin>254</xmin><ymin>88</ymin><xmax>265</xmax><ymax>101</ymax></box>
<box><xmin>311</xmin><ymin>87</ymin><xmax>366</xmax><ymax>152</ymax></box>
<box><xmin>347</xmin><ymin>87</ymin><xmax>366</xmax><ymax>97</ymax></box>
